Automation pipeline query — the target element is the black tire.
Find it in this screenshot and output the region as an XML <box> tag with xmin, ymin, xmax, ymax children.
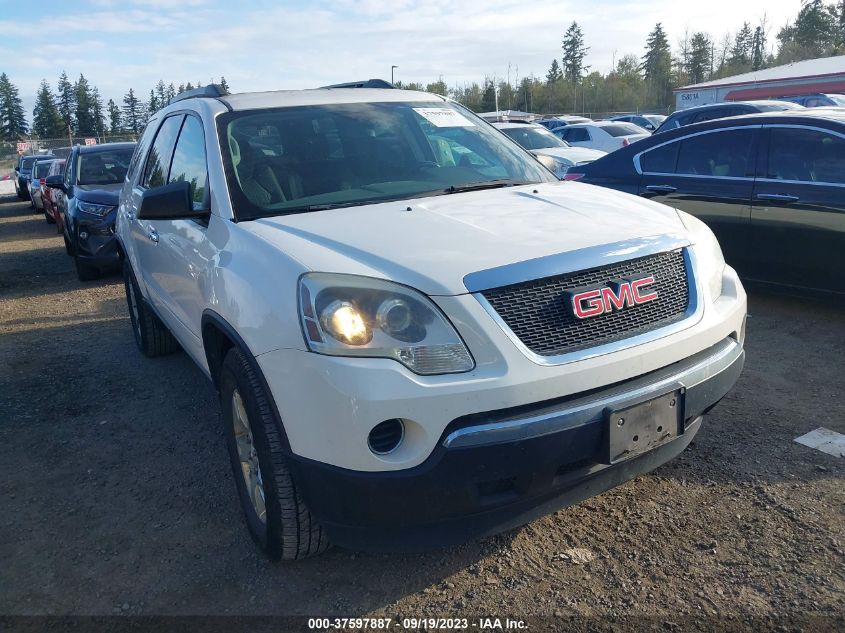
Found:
<box><xmin>63</xmin><ymin>233</ymin><xmax>73</xmax><ymax>255</ymax></box>
<box><xmin>219</xmin><ymin>347</ymin><xmax>328</xmax><ymax>560</ymax></box>
<box><xmin>122</xmin><ymin>260</ymin><xmax>179</xmax><ymax>357</ymax></box>
<box><xmin>44</xmin><ymin>210</ymin><xmax>55</xmax><ymax>224</ymax></box>
<box><xmin>74</xmin><ymin>254</ymin><xmax>100</xmax><ymax>281</ymax></box>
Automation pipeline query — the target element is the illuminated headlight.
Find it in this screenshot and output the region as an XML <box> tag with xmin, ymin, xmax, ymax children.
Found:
<box><xmin>678</xmin><ymin>210</ymin><xmax>725</xmax><ymax>300</ymax></box>
<box><xmin>77</xmin><ymin>201</ymin><xmax>115</xmax><ymax>217</ymax></box>
<box><xmin>299</xmin><ymin>273</ymin><xmax>475</xmax><ymax>375</ymax></box>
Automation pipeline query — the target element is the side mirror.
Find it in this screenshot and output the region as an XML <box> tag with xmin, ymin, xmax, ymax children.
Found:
<box><xmin>45</xmin><ymin>175</ymin><xmax>65</xmax><ymax>191</ymax></box>
<box><xmin>138</xmin><ymin>180</ymin><xmax>208</xmax><ymax>220</ymax></box>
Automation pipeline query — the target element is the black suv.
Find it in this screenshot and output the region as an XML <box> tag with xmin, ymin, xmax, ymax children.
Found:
<box><xmin>654</xmin><ymin>101</ymin><xmax>802</xmax><ymax>134</ymax></box>
<box><xmin>47</xmin><ymin>142</ymin><xmax>136</xmax><ymax>281</ymax></box>
<box><xmin>566</xmin><ymin>108</ymin><xmax>845</xmax><ymax>296</ymax></box>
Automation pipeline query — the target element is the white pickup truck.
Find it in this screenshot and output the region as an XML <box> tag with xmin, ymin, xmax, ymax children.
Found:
<box><xmin>116</xmin><ymin>84</ymin><xmax>746</xmax><ymax>560</ymax></box>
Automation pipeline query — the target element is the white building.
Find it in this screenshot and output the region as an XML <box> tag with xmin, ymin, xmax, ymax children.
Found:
<box><xmin>674</xmin><ymin>55</ymin><xmax>845</xmax><ymax>110</ymax></box>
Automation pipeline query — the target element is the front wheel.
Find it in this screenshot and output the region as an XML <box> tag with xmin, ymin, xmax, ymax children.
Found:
<box><xmin>44</xmin><ymin>210</ymin><xmax>55</xmax><ymax>224</ymax></box>
<box><xmin>219</xmin><ymin>347</ymin><xmax>329</xmax><ymax>560</ymax></box>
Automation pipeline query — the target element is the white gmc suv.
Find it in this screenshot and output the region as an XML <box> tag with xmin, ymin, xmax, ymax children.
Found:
<box><xmin>116</xmin><ymin>84</ymin><xmax>746</xmax><ymax>560</ymax></box>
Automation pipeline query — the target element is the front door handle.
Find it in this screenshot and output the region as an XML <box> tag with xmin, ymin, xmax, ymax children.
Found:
<box><xmin>645</xmin><ymin>184</ymin><xmax>677</xmax><ymax>193</ymax></box>
<box><xmin>755</xmin><ymin>193</ymin><xmax>799</xmax><ymax>203</ymax></box>
<box><xmin>125</xmin><ymin>210</ymin><xmax>135</xmax><ymax>221</ymax></box>
<box><xmin>147</xmin><ymin>227</ymin><xmax>159</xmax><ymax>243</ymax></box>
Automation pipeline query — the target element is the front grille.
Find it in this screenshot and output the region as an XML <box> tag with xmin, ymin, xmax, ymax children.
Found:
<box><xmin>481</xmin><ymin>250</ymin><xmax>690</xmax><ymax>356</ymax></box>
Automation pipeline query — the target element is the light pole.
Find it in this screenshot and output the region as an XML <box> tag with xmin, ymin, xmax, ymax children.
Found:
<box><xmin>391</xmin><ymin>65</ymin><xmax>398</xmax><ymax>85</ymax></box>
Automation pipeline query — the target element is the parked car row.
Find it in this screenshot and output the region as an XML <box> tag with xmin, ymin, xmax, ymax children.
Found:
<box><xmin>22</xmin><ymin>143</ymin><xmax>136</xmax><ymax>281</ymax></box>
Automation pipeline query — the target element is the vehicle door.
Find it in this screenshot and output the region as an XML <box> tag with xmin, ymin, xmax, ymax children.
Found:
<box><xmin>637</xmin><ymin>125</ymin><xmax>760</xmax><ymax>273</ymax></box>
<box><xmin>749</xmin><ymin>124</ymin><xmax>845</xmax><ymax>293</ymax></box>
<box><xmin>141</xmin><ymin>113</ymin><xmax>212</xmax><ymax>353</ymax></box>
<box><xmin>127</xmin><ymin>114</ymin><xmax>185</xmax><ymax>316</ymax></box>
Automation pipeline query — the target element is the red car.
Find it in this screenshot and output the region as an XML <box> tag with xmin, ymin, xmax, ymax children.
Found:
<box><xmin>41</xmin><ymin>159</ymin><xmax>65</xmax><ymax>229</ymax></box>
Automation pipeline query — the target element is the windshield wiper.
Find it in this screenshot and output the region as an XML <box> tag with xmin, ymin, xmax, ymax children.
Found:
<box><xmin>443</xmin><ymin>179</ymin><xmax>529</xmax><ymax>194</ymax></box>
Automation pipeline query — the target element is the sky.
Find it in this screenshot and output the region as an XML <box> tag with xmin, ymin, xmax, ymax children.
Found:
<box><xmin>0</xmin><ymin>0</ymin><xmax>801</xmax><ymax>118</ymax></box>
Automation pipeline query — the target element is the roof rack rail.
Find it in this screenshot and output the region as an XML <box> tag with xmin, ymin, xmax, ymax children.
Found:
<box><xmin>320</xmin><ymin>79</ymin><xmax>394</xmax><ymax>89</ymax></box>
<box><xmin>169</xmin><ymin>83</ymin><xmax>228</xmax><ymax>105</ymax></box>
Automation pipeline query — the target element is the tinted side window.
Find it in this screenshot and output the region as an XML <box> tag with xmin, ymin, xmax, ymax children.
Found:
<box><xmin>142</xmin><ymin>115</ymin><xmax>184</xmax><ymax>188</ymax></box>
<box><xmin>767</xmin><ymin>127</ymin><xmax>845</xmax><ymax>184</ymax></box>
<box><xmin>168</xmin><ymin>116</ymin><xmax>208</xmax><ymax>208</ymax></box>
<box><xmin>641</xmin><ymin>141</ymin><xmax>680</xmax><ymax>173</ymax></box>
<box><xmin>565</xmin><ymin>128</ymin><xmax>590</xmax><ymax>142</ymax></box>
<box><xmin>63</xmin><ymin>153</ymin><xmax>75</xmax><ymax>187</ymax></box>
<box><xmin>676</xmin><ymin>129</ymin><xmax>755</xmax><ymax>177</ymax></box>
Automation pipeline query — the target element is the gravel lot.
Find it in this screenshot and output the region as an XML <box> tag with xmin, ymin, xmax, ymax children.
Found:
<box><xmin>0</xmin><ymin>196</ymin><xmax>843</xmax><ymax>630</ymax></box>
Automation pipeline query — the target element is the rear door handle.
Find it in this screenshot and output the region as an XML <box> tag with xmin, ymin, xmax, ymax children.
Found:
<box><xmin>645</xmin><ymin>184</ymin><xmax>677</xmax><ymax>193</ymax></box>
<box><xmin>755</xmin><ymin>193</ymin><xmax>799</xmax><ymax>203</ymax></box>
<box><xmin>147</xmin><ymin>227</ymin><xmax>159</xmax><ymax>243</ymax></box>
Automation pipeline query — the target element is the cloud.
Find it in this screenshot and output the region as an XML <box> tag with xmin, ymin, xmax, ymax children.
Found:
<box><xmin>8</xmin><ymin>0</ymin><xmax>801</xmax><ymax>116</ymax></box>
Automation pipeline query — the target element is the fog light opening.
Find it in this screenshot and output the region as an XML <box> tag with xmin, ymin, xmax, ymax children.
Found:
<box><xmin>367</xmin><ymin>419</ymin><xmax>405</xmax><ymax>455</ymax></box>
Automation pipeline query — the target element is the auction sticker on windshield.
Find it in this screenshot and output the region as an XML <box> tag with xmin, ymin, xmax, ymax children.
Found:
<box><xmin>414</xmin><ymin>108</ymin><xmax>475</xmax><ymax>127</ymax></box>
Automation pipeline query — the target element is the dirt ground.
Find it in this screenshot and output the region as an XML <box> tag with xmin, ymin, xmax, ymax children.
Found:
<box><xmin>0</xmin><ymin>196</ymin><xmax>843</xmax><ymax>631</ymax></box>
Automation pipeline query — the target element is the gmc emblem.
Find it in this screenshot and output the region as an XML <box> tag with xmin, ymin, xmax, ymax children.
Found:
<box><xmin>567</xmin><ymin>276</ymin><xmax>658</xmax><ymax>319</ymax></box>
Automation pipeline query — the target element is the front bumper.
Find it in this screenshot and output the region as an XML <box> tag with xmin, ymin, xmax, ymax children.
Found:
<box><xmin>72</xmin><ymin>210</ymin><xmax>120</xmax><ymax>267</ymax></box>
<box><xmin>288</xmin><ymin>336</ymin><xmax>744</xmax><ymax>552</ymax></box>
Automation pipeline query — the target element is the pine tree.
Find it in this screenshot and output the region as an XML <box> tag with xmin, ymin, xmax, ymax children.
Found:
<box><xmin>546</xmin><ymin>59</ymin><xmax>562</xmax><ymax>85</ymax></box>
<box><xmin>107</xmin><ymin>99</ymin><xmax>122</xmax><ymax>135</ymax></box>
<box><xmin>32</xmin><ymin>80</ymin><xmax>65</xmax><ymax>138</ymax></box>
<box><xmin>91</xmin><ymin>87</ymin><xmax>105</xmax><ymax>138</ymax></box>
<box><xmin>480</xmin><ymin>78</ymin><xmax>496</xmax><ymax>112</ymax></box>
<box><xmin>177</xmin><ymin>84</ymin><xmax>185</xmax><ymax>94</ymax></box>
<box><xmin>729</xmin><ymin>22</ymin><xmax>753</xmax><ymax>67</ymax></box>
<box><xmin>185</xmin><ymin>82</ymin><xmax>194</xmax><ymax>91</ymax></box>
<box><xmin>155</xmin><ymin>80</ymin><xmax>167</xmax><ymax>106</ymax></box>
<box><xmin>166</xmin><ymin>83</ymin><xmax>176</xmax><ymax>102</ymax></box>
<box><xmin>642</xmin><ymin>23</ymin><xmax>672</xmax><ymax>108</ymax></box>
<box><xmin>0</xmin><ymin>73</ymin><xmax>28</xmax><ymax>140</ymax></box>
<box><xmin>687</xmin><ymin>32</ymin><xmax>713</xmax><ymax>84</ymax></box>
<box><xmin>219</xmin><ymin>76</ymin><xmax>230</xmax><ymax>94</ymax></box>
<box><xmin>148</xmin><ymin>89</ymin><xmax>159</xmax><ymax>117</ymax></box>
<box><xmin>57</xmin><ymin>71</ymin><xmax>75</xmax><ymax>133</ymax></box>
<box><xmin>561</xmin><ymin>22</ymin><xmax>590</xmax><ymax>84</ymax></box>
<box><xmin>122</xmin><ymin>88</ymin><xmax>143</xmax><ymax>135</ymax></box>
<box><xmin>751</xmin><ymin>27</ymin><xmax>767</xmax><ymax>70</ymax></box>
<box><xmin>74</xmin><ymin>74</ymin><xmax>96</xmax><ymax>136</ymax></box>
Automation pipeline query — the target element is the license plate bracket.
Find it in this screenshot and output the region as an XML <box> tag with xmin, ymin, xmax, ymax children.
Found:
<box><xmin>604</xmin><ymin>388</ymin><xmax>684</xmax><ymax>464</ymax></box>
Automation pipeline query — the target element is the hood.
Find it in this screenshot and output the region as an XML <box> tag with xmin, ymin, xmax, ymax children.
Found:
<box><xmin>76</xmin><ymin>182</ymin><xmax>122</xmax><ymax>205</ymax></box>
<box><xmin>241</xmin><ymin>182</ymin><xmax>687</xmax><ymax>296</ymax></box>
<box><xmin>532</xmin><ymin>147</ymin><xmax>606</xmax><ymax>164</ymax></box>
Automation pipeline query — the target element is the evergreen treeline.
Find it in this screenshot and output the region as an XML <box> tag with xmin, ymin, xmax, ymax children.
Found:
<box><xmin>405</xmin><ymin>1</ymin><xmax>845</xmax><ymax>114</ymax></box>
<box><xmin>1</xmin><ymin>0</ymin><xmax>843</xmax><ymax>141</ymax></box>
<box><xmin>17</xmin><ymin>74</ymin><xmax>230</xmax><ymax>141</ymax></box>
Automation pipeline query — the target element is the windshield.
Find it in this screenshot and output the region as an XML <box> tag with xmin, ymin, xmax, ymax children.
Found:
<box><xmin>827</xmin><ymin>95</ymin><xmax>845</xmax><ymax>106</ymax></box>
<box><xmin>500</xmin><ymin>126</ymin><xmax>569</xmax><ymax>150</ymax></box>
<box><xmin>76</xmin><ymin>148</ymin><xmax>134</xmax><ymax>185</ymax></box>
<box><xmin>602</xmin><ymin>123</ymin><xmax>645</xmax><ymax>137</ymax></box>
<box><xmin>219</xmin><ymin>101</ymin><xmax>556</xmax><ymax>220</ymax></box>
<box><xmin>21</xmin><ymin>156</ymin><xmax>45</xmax><ymax>171</ymax></box>
<box><xmin>644</xmin><ymin>115</ymin><xmax>666</xmax><ymax>126</ymax></box>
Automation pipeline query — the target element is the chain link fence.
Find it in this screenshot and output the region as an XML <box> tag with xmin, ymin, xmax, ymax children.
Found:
<box><xmin>1</xmin><ymin>134</ymin><xmax>139</xmax><ymax>175</ymax></box>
